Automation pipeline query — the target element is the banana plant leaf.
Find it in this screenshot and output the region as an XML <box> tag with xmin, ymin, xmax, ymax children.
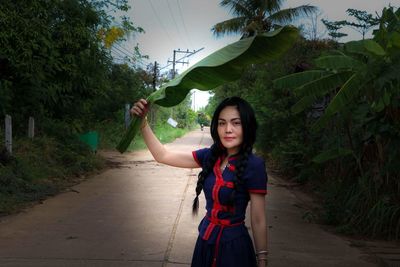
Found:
<box><xmin>116</xmin><ymin>26</ymin><xmax>299</xmax><ymax>153</ymax></box>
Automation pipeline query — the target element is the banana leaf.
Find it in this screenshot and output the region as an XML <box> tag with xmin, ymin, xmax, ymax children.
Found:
<box><xmin>273</xmin><ymin>70</ymin><xmax>328</xmax><ymax>90</ymax></box>
<box><xmin>116</xmin><ymin>26</ymin><xmax>299</xmax><ymax>153</ymax></box>
<box><xmin>312</xmin><ymin>148</ymin><xmax>353</xmax><ymax>164</ymax></box>
<box><xmin>315</xmin><ymin>55</ymin><xmax>365</xmax><ymax>70</ymax></box>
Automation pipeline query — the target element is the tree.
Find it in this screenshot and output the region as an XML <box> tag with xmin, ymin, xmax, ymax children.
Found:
<box><xmin>0</xmin><ymin>0</ymin><xmax>144</xmax><ymax>134</ymax></box>
<box><xmin>212</xmin><ymin>0</ymin><xmax>317</xmax><ymax>38</ymax></box>
<box><xmin>301</xmin><ymin>11</ymin><xmax>326</xmax><ymax>41</ymax></box>
<box><xmin>321</xmin><ymin>19</ymin><xmax>348</xmax><ymax>40</ymax></box>
<box><xmin>344</xmin><ymin>8</ymin><xmax>379</xmax><ymax>40</ymax></box>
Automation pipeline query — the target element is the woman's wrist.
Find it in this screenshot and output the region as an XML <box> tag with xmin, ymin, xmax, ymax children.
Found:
<box><xmin>140</xmin><ymin>116</ymin><xmax>148</xmax><ymax>130</ymax></box>
<box><xmin>256</xmin><ymin>250</ymin><xmax>268</xmax><ymax>266</ymax></box>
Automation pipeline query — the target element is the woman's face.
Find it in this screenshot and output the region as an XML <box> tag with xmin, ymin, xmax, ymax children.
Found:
<box><xmin>217</xmin><ymin>105</ymin><xmax>243</xmax><ymax>155</ymax></box>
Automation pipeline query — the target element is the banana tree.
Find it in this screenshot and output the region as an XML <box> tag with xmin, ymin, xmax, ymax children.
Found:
<box><xmin>274</xmin><ymin>7</ymin><xmax>400</xmax><ymax>131</ymax></box>
<box><xmin>273</xmin><ymin>7</ymin><xmax>400</xmax><ymax>163</ymax></box>
<box><xmin>116</xmin><ymin>25</ymin><xmax>299</xmax><ymax>153</ymax></box>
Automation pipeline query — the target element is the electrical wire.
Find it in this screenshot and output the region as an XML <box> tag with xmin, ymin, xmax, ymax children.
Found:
<box><xmin>166</xmin><ymin>0</ymin><xmax>188</xmax><ymax>48</ymax></box>
<box><xmin>148</xmin><ymin>0</ymin><xmax>176</xmax><ymax>47</ymax></box>
<box><xmin>176</xmin><ymin>0</ymin><xmax>194</xmax><ymax>48</ymax></box>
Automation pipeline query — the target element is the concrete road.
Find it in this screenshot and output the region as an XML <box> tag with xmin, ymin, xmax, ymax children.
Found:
<box><xmin>0</xmin><ymin>128</ymin><xmax>378</xmax><ymax>266</ymax></box>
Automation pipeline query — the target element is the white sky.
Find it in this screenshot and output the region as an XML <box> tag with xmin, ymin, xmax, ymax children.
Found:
<box><xmin>118</xmin><ymin>0</ymin><xmax>400</xmax><ymax>110</ymax></box>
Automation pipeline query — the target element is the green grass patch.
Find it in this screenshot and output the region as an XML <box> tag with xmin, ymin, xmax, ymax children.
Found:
<box><xmin>0</xmin><ymin>119</ymin><xmax>194</xmax><ymax>216</ymax></box>
<box><xmin>97</xmin><ymin>120</ymin><xmax>192</xmax><ymax>151</ymax></box>
<box><xmin>0</xmin><ymin>135</ymin><xmax>103</xmax><ymax>215</ymax></box>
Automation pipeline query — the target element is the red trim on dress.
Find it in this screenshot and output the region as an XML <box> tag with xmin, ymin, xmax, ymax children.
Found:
<box><xmin>227</xmin><ymin>164</ymin><xmax>236</xmax><ymax>171</ymax></box>
<box><xmin>203</xmin><ymin>223</ymin><xmax>216</xmax><ymax>240</ymax></box>
<box><xmin>224</xmin><ymin>181</ymin><xmax>234</xmax><ymax>188</ymax></box>
<box><xmin>192</xmin><ymin>151</ymin><xmax>201</xmax><ymax>167</ymax></box>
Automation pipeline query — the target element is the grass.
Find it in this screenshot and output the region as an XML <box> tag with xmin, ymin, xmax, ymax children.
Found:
<box><xmin>0</xmin><ymin>120</ymin><xmax>194</xmax><ymax>216</ymax></box>
<box><xmin>97</xmin><ymin>120</ymin><xmax>192</xmax><ymax>151</ymax></box>
<box><xmin>0</xmin><ymin>135</ymin><xmax>104</xmax><ymax>215</ymax></box>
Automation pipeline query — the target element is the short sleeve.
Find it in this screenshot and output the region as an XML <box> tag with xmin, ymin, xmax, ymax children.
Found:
<box><xmin>192</xmin><ymin>147</ymin><xmax>211</xmax><ymax>168</ymax></box>
<box><xmin>244</xmin><ymin>157</ymin><xmax>268</xmax><ymax>194</ymax></box>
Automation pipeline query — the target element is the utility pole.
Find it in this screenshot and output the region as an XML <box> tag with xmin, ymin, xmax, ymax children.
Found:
<box><xmin>168</xmin><ymin>47</ymin><xmax>204</xmax><ymax>79</ymax></box>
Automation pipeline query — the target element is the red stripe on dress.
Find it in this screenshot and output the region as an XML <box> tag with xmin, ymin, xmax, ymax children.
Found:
<box><xmin>212</xmin><ymin>225</ymin><xmax>225</xmax><ymax>267</ymax></box>
<box><xmin>192</xmin><ymin>151</ymin><xmax>201</xmax><ymax>167</ymax></box>
<box><xmin>202</xmin><ymin>223</ymin><xmax>216</xmax><ymax>240</ymax></box>
<box><xmin>224</xmin><ymin>181</ymin><xmax>234</xmax><ymax>188</ymax></box>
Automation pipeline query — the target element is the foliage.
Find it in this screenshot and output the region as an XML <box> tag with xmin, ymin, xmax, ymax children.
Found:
<box><xmin>212</xmin><ymin>0</ymin><xmax>317</xmax><ymax>38</ymax></box>
<box><xmin>344</xmin><ymin>8</ymin><xmax>379</xmax><ymax>39</ymax></box>
<box><xmin>272</xmin><ymin>6</ymin><xmax>400</xmax><ymax>239</ymax></box>
<box><xmin>0</xmin><ymin>134</ymin><xmax>103</xmax><ymax>215</ymax></box>
<box><xmin>117</xmin><ymin>26</ymin><xmax>299</xmax><ymax>152</ymax></box>
<box><xmin>0</xmin><ymin>0</ymin><xmax>163</xmax><ymax>214</ymax></box>
<box><xmin>321</xmin><ymin>19</ymin><xmax>348</xmax><ymax>40</ymax></box>
<box><xmin>197</xmin><ymin>112</ymin><xmax>211</xmax><ymax>126</ymax></box>
<box><xmin>0</xmin><ymin>0</ymin><xmax>144</xmax><ymax>134</ymax></box>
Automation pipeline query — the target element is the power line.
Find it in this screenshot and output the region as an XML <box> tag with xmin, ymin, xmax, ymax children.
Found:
<box><xmin>167</xmin><ymin>47</ymin><xmax>205</xmax><ymax>78</ymax></box>
<box><xmin>176</xmin><ymin>0</ymin><xmax>193</xmax><ymax>48</ymax></box>
<box><xmin>160</xmin><ymin>47</ymin><xmax>204</xmax><ymax>71</ymax></box>
<box><xmin>166</xmin><ymin>0</ymin><xmax>188</xmax><ymax>48</ymax></box>
<box><xmin>111</xmin><ymin>48</ymin><xmax>147</xmax><ymax>69</ymax></box>
<box><xmin>114</xmin><ymin>43</ymin><xmax>136</xmax><ymax>58</ymax></box>
<box><xmin>148</xmin><ymin>0</ymin><xmax>175</xmax><ymax>47</ymax></box>
<box><xmin>114</xmin><ymin>43</ymin><xmax>149</xmax><ymax>65</ymax></box>
<box><xmin>111</xmin><ymin>44</ymin><xmax>148</xmax><ymax>67</ymax></box>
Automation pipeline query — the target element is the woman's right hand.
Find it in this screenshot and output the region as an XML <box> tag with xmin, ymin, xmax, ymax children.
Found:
<box><xmin>130</xmin><ymin>99</ymin><xmax>149</xmax><ymax>118</ymax></box>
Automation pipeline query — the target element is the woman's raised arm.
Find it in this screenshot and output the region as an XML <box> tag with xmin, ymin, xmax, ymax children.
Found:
<box><xmin>131</xmin><ymin>99</ymin><xmax>200</xmax><ymax>169</ymax></box>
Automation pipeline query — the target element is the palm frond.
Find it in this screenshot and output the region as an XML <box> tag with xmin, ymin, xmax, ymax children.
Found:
<box><xmin>220</xmin><ymin>0</ymin><xmax>253</xmax><ymax>17</ymax></box>
<box><xmin>260</xmin><ymin>0</ymin><xmax>284</xmax><ymax>14</ymax></box>
<box><xmin>268</xmin><ymin>5</ymin><xmax>318</xmax><ymax>24</ymax></box>
<box><xmin>212</xmin><ymin>17</ymin><xmax>247</xmax><ymax>37</ymax></box>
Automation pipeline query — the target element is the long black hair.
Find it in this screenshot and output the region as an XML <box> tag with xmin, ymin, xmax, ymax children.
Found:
<box><xmin>192</xmin><ymin>96</ymin><xmax>258</xmax><ymax>215</ymax></box>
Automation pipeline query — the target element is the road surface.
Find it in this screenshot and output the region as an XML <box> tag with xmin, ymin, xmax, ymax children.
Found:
<box><xmin>0</xmin><ymin>128</ymin><xmax>384</xmax><ymax>266</ymax></box>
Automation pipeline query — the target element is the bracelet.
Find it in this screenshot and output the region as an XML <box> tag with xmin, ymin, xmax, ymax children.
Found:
<box><xmin>256</xmin><ymin>250</ymin><xmax>269</xmax><ymax>255</ymax></box>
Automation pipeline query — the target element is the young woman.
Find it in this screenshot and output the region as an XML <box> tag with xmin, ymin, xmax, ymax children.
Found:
<box><xmin>131</xmin><ymin>96</ymin><xmax>268</xmax><ymax>267</ymax></box>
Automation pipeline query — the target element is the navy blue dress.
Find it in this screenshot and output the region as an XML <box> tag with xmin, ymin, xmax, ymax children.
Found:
<box><xmin>191</xmin><ymin>148</ymin><xmax>268</xmax><ymax>267</ymax></box>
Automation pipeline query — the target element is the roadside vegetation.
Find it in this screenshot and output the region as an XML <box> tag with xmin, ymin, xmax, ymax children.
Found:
<box><xmin>207</xmin><ymin>1</ymin><xmax>400</xmax><ymax>240</ymax></box>
<box><xmin>0</xmin><ymin>0</ymin><xmax>196</xmax><ymax>215</ymax></box>
<box><xmin>2</xmin><ymin>0</ymin><xmax>399</xmax><ymax>242</ymax></box>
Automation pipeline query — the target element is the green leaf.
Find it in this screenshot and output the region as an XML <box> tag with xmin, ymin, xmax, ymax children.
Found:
<box><xmin>315</xmin><ymin>55</ymin><xmax>365</xmax><ymax>70</ymax></box>
<box><xmin>273</xmin><ymin>70</ymin><xmax>328</xmax><ymax>90</ymax></box>
<box><xmin>295</xmin><ymin>71</ymin><xmax>354</xmax><ymax>97</ymax></box>
<box><xmin>116</xmin><ymin>26</ymin><xmax>299</xmax><ymax>153</ymax></box>
<box><xmin>345</xmin><ymin>40</ymin><xmax>368</xmax><ymax>55</ymax></box>
<box><xmin>312</xmin><ymin>148</ymin><xmax>353</xmax><ymax>164</ymax></box>
<box><xmin>388</xmin><ymin>32</ymin><xmax>400</xmax><ymax>48</ymax></box>
<box><xmin>311</xmin><ymin>73</ymin><xmax>365</xmax><ymax>131</ymax></box>
<box><xmin>363</xmin><ymin>39</ymin><xmax>386</xmax><ymax>56</ymax></box>
<box><xmin>115</xmin><ymin>115</ymin><xmax>143</xmax><ymax>153</ymax></box>
<box><xmin>325</xmin><ymin>73</ymin><xmax>365</xmax><ymax>115</ymax></box>
<box><xmin>291</xmin><ymin>95</ymin><xmax>316</xmax><ymax>114</ymax></box>
<box><xmin>153</xmin><ymin>26</ymin><xmax>299</xmax><ymax>107</ymax></box>
<box><xmin>290</xmin><ymin>72</ymin><xmax>353</xmax><ymax>114</ymax></box>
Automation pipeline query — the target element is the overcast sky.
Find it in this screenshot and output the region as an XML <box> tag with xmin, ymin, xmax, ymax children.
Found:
<box><xmin>118</xmin><ymin>0</ymin><xmax>400</xmax><ymax>110</ymax></box>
